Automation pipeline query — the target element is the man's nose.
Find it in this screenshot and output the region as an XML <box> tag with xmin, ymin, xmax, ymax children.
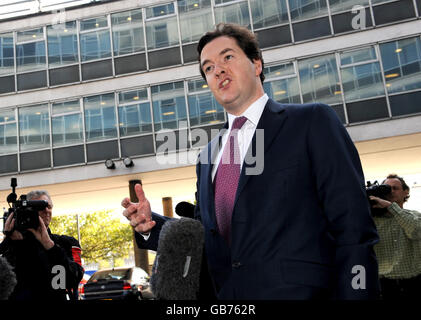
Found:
<box><xmin>214</xmin><ymin>63</ymin><xmax>226</xmax><ymax>77</ymax></box>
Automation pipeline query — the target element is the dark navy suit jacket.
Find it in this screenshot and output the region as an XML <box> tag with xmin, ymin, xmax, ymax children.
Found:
<box><xmin>136</xmin><ymin>99</ymin><xmax>380</xmax><ymax>300</ymax></box>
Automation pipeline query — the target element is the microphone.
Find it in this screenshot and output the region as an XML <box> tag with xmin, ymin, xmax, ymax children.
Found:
<box><xmin>150</xmin><ymin>217</ymin><xmax>204</xmax><ymax>300</ymax></box>
<box><xmin>0</xmin><ymin>256</ymin><xmax>17</xmax><ymax>300</ymax></box>
<box><xmin>175</xmin><ymin>201</ymin><xmax>196</xmax><ymax>219</ymax></box>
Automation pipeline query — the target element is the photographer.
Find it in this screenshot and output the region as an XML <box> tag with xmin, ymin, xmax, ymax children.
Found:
<box><xmin>0</xmin><ymin>190</ymin><xmax>84</xmax><ymax>301</ymax></box>
<box><xmin>369</xmin><ymin>174</ymin><xmax>421</xmax><ymax>300</ymax></box>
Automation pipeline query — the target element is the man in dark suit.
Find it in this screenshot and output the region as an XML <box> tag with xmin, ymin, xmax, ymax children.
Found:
<box><xmin>122</xmin><ymin>23</ymin><xmax>380</xmax><ymax>300</ymax></box>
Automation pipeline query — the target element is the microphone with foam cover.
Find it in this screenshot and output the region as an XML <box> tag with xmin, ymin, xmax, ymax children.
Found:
<box><xmin>150</xmin><ymin>217</ymin><xmax>204</xmax><ymax>300</ymax></box>
<box><xmin>0</xmin><ymin>256</ymin><xmax>17</xmax><ymax>300</ymax></box>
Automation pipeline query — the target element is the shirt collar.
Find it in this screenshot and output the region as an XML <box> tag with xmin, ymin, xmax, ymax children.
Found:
<box><xmin>227</xmin><ymin>94</ymin><xmax>268</xmax><ymax>129</ymax></box>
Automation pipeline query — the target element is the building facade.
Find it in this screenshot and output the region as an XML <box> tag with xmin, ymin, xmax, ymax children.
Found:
<box><xmin>1</xmin><ymin>0</ymin><xmax>421</xmax><ymax>220</ymax></box>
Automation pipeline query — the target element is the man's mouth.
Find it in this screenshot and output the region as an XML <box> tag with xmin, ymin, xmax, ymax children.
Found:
<box><xmin>220</xmin><ymin>79</ymin><xmax>230</xmax><ymax>88</ymax></box>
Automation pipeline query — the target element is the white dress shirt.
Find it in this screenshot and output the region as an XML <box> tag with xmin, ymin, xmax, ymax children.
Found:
<box><xmin>211</xmin><ymin>94</ymin><xmax>268</xmax><ymax>181</ymax></box>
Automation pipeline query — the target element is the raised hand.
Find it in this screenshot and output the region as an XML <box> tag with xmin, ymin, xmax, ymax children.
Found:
<box><xmin>121</xmin><ymin>183</ymin><xmax>156</xmax><ymax>234</ymax></box>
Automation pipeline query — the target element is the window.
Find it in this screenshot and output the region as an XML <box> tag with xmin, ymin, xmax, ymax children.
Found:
<box><xmin>298</xmin><ymin>54</ymin><xmax>342</xmax><ymax>105</ymax></box>
<box><xmin>152</xmin><ymin>81</ymin><xmax>187</xmax><ymax>131</ymax></box>
<box><xmin>380</xmin><ymin>36</ymin><xmax>421</xmax><ymax>94</ymax></box>
<box><xmin>177</xmin><ymin>0</ymin><xmax>213</xmax><ymax>44</ymax></box>
<box><xmin>0</xmin><ymin>33</ymin><xmax>14</xmax><ymax>75</ymax></box>
<box><xmin>84</xmin><ymin>93</ymin><xmax>117</xmax><ymax>142</ymax></box>
<box><xmin>145</xmin><ymin>3</ymin><xmax>179</xmax><ymax>50</ymax></box>
<box><xmin>111</xmin><ymin>9</ymin><xmax>145</xmax><ymax>56</ymax></box>
<box><xmin>264</xmin><ymin>63</ymin><xmax>301</xmax><ymax>104</ymax></box>
<box><xmin>80</xmin><ymin>16</ymin><xmax>111</xmax><ymax>62</ymax></box>
<box><xmin>19</xmin><ymin>104</ymin><xmax>50</xmax><ymax>151</ymax></box>
<box><xmin>250</xmin><ymin>0</ymin><xmax>289</xmax><ymax>29</ymax></box>
<box><xmin>214</xmin><ymin>0</ymin><xmax>251</xmax><ymax>28</ymax></box>
<box><xmin>0</xmin><ymin>109</ymin><xmax>17</xmax><ymax>155</ymax></box>
<box><xmin>340</xmin><ymin>46</ymin><xmax>385</xmax><ymax>101</ymax></box>
<box><xmin>51</xmin><ymin>99</ymin><xmax>83</xmax><ymax>147</ymax></box>
<box><xmin>187</xmin><ymin>78</ymin><xmax>225</xmax><ymax>127</ymax></box>
<box><xmin>16</xmin><ymin>28</ymin><xmax>46</xmax><ymax>73</ymax></box>
<box><xmin>47</xmin><ymin>21</ymin><xmax>79</xmax><ymax>67</ymax></box>
<box><xmin>328</xmin><ymin>0</ymin><xmax>369</xmax><ymax>13</ymax></box>
<box><xmin>288</xmin><ymin>0</ymin><xmax>328</xmax><ymax>21</ymax></box>
<box><xmin>118</xmin><ymin>88</ymin><xmax>152</xmax><ymax>136</ymax></box>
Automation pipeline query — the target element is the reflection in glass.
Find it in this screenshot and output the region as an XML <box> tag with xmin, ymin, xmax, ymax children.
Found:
<box><xmin>0</xmin><ymin>34</ymin><xmax>14</xmax><ymax>75</ymax></box>
<box><xmin>214</xmin><ymin>1</ymin><xmax>251</xmax><ymax>29</ymax></box>
<box><xmin>47</xmin><ymin>22</ymin><xmax>79</xmax><ymax>67</ymax></box>
<box><xmin>341</xmin><ymin>46</ymin><xmax>376</xmax><ymax>66</ymax></box>
<box><xmin>288</xmin><ymin>0</ymin><xmax>328</xmax><ymax>21</ymax></box>
<box><xmin>380</xmin><ymin>37</ymin><xmax>421</xmax><ymax>94</ymax></box>
<box><xmin>19</xmin><ymin>104</ymin><xmax>50</xmax><ymax>151</ymax></box>
<box><xmin>178</xmin><ymin>0</ymin><xmax>213</xmax><ymax>43</ymax></box>
<box><xmin>250</xmin><ymin>0</ymin><xmax>289</xmax><ymax>29</ymax></box>
<box><xmin>52</xmin><ymin>100</ymin><xmax>83</xmax><ymax>147</ymax></box>
<box><xmin>341</xmin><ymin>62</ymin><xmax>385</xmax><ymax>101</ymax></box>
<box><xmin>328</xmin><ymin>0</ymin><xmax>369</xmax><ymax>13</ymax></box>
<box><xmin>298</xmin><ymin>54</ymin><xmax>342</xmax><ymax>105</ymax></box>
<box><xmin>119</xmin><ymin>88</ymin><xmax>148</xmax><ymax>104</ymax></box>
<box><xmin>17</xmin><ymin>28</ymin><xmax>44</xmax><ymax>43</ymax></box>
<box><xmin>84</xmin><ymin>94</ymin><xmax>117</xmax><ymax>142</ymax></box>
<box><xmin>264</xmin><ymin>77</ymin><xmax>301</xmax><ymax>104</ymax></box>
<box><xmin>264</xmin><ymin>62</ymin><xmax>295</xmax><ymax>80</ymax></box>
<box><xmin>80</xmin><ymin>16</ymin><xmax>108</xmax><ymax>31</ymax></box>
<box><xmin>146</xmin><ymin>16</ymin><xmax>179</xmax><ymax>49</ymax></box>
<box><xmin>16</xmin><ymin>41</ymin><xmax>46</xmax><ymax>72</ymax></box>
<box><xmin>80</xmin><ymin>30</ymin><xmax>111</xmax><ymax>61</ymax></box>
<box><xmin>119</xmin><ymin>102</ymin><xmax>152</xmax><ymax>137</ymax></box>
<box><xmin>188</xmin><ymin>79</ymin><xmax>225</xmax><ymax>127</ymax></box>
<box><xmin>0</xmin><ymin>109</ymin><xmax>17</xmax><ymax>155</ymax></box>
<box><xmin>146</xmin><ymin>3</ymin><xmax>175</xmax><ymax>19</ymax></box>
<box><xmin>152</xmin><ymin>82</ymin><xmax>187</xmax><ymax>131</ymax></box>
<box><xmin>112</xmin><ymin>9</ymin><xmax>145</xmax><ymax>56</ymax></box>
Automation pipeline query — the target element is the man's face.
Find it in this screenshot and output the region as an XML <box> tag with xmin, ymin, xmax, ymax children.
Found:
<box><xmin>384</xmin><ymin>178</ymin><xmax>408</xmax><ymax>207</ymax></box>
<box><xmin>200</xmin><ymin>36</ymin><xmax>263</xmax><ymax>115</ymax></box>
<box><xmin>33</xmin><ymin>195</ymin><xmax>53</xmax><ymax>228</ymax></box>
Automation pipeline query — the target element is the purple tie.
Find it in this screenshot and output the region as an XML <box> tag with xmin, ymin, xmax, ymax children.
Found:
<box><xmin>214</xmin><ymin>116</ymin><xmax>248</xmax><ymax>245</ymax></box>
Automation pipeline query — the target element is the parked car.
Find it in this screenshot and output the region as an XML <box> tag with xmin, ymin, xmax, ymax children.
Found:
<box><xmin>80</xmin><ymin>267</ymin><xmax>154</xmax><ymax>300</ymax></box>
<box><xmin>77</xmin><ymin>273</ymin><xmax>92</xmax><ymax>300</ymax></box>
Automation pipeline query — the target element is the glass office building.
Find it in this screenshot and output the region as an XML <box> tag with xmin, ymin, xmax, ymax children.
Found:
<box><xmin>0</xmin><ymin>0</ymin><xmax>421</xmax><ymax>177</ymax></box>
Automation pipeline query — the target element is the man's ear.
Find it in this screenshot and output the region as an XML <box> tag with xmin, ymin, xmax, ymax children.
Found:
<box><xmin>253</xmin><ymin>59</ymin><xmax>262</xmax><ymax>78</ymax></box>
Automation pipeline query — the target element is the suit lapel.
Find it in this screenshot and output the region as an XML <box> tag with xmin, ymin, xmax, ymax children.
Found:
<box><xmin>234</xmin><ymin>99</ymin><xmax>288</xmax><ymax>206</ymax></box>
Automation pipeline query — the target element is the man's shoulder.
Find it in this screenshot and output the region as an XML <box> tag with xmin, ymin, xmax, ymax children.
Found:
<box><xmin>51</xmin><ymin>233</ymin><xmax>81</xmax><ymax>248</ymax></box>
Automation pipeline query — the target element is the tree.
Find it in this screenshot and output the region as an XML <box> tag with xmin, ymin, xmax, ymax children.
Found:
<box><xmin>50</xmin><ymin>210</ymin><xmax>133</xmax><ymax>267</ymax></box>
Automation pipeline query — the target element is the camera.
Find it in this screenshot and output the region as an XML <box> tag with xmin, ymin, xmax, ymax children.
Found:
<box><xmin>2</xmin><ymin>178</ymin><xmax>48</xmax><ymax>232</ymax></box>
<box><xmin>366</xmin><ymin>181</ymin><xmax>392</xmax><ymax>216</ymax></box>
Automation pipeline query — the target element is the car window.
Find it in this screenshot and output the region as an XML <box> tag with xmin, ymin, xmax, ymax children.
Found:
<box><xmin>89</xmin><ymin>269</ymin><xmax>130</xmax><ymax>282</ymax></box>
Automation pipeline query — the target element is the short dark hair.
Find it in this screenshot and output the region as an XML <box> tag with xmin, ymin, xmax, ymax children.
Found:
<box><xmin>383</xmin><ymin>173</ymin><xmax>410</xmax><ymax>202</ymax></box>
<box><xmin>197</xmin><ymin>23</ymin><xmax>265</xmax><ymax>84</ymax></box>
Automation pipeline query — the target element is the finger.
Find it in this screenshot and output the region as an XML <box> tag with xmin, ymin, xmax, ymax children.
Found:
<box><xmin>5</xmin><ymin>212</ymin><xmax>14</xmax><ymax>230</ymax></box>
<box><xmin>134</xmin><ymin>220</ymin><xmax>156</xmax><ymax>234</ymax></box>
<box><xmin>122</xmin><ymin>205</ymin><xmax>137</xmax><ymax>219</ymax></box>
<box><xmin>135</xmin><ymin>184</ymin><xmax>146</xmax><ymax>203</ymax></box>
<box><xmin>129</xmin><ymin>213</ymin><xmax>148</xmax><ymax>227</ymax></box>
<box><xmin>121</xmin><ymin>197</ymin><xmax>134</xmax><ymax>209</ymax></box>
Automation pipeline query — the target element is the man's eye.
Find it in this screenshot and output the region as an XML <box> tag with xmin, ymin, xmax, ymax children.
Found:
<box><xmin>225</xmin><ymin>54</ymin><xmax>233</xmax><ymax>61</ymax></box>
<box><xmin>204</xmin><ymin>65</ymin><xmax>213</xmax><ymax>73</ymax></box>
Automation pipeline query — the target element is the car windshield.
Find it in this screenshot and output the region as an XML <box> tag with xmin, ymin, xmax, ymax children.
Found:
<box><xmin>89</xmin><ymin>269</ymin><xmax>130</xmax><ymax>282</ymax></box>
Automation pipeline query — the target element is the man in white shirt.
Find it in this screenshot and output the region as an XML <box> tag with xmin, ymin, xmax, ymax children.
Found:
<box><xmin>122</xmin><ymin>23</ymin><xmax>380</xmax><ymax>300</ymax></box>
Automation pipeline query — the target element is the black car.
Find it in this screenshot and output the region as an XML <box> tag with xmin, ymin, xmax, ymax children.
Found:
<box><xmin>80</xmin><ymin>267</ymin><xmax>154</xmax><ymax>300</ymax></box>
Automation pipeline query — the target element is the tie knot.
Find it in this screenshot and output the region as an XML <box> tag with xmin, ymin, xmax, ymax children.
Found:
<box><xmin>232</xmin><ymin>116</ymin><xmax>247</xmax><ymax>130</ymax></box>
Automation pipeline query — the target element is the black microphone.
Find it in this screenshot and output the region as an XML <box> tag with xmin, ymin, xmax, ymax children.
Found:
<box><xmin>175</xmin><ymin>201</ymin><xmax>195</xmax><ymax>219</ymax></box>
<box><xmin>150</xmin><ymin>217</ymin><xmax>204</xmax><ymax>300</ymax></box>
<box><xmin>0</xmin><ymin>256</ymin><xmax>17</xmax><ymax>300</ymax></box>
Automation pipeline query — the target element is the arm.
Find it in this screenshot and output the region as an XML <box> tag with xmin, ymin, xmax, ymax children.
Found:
<box><xmin>387</xmin><ymin>203</ymin><xmax>421</xmax><ymax>240</ymax></box>
<box><xmin>47</xmin><ymin>235</ymin><xmax>84</xmax><ymax>292</ymax></box>
<box><xmin>307</xmin><ymin>104</ymin><xmax>380</xmax><ymax>300</ymax></box>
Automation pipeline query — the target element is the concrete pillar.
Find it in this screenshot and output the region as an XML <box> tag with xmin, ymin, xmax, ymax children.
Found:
<box><xmin>129</xmin><ymin>179</ymin><xmax>149</xmax><ymax>273</ymax></box>
<box><xmin>162</xmin><ymin>197</ymin><xmax>173</xmax><ymax>218</ymax></box>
